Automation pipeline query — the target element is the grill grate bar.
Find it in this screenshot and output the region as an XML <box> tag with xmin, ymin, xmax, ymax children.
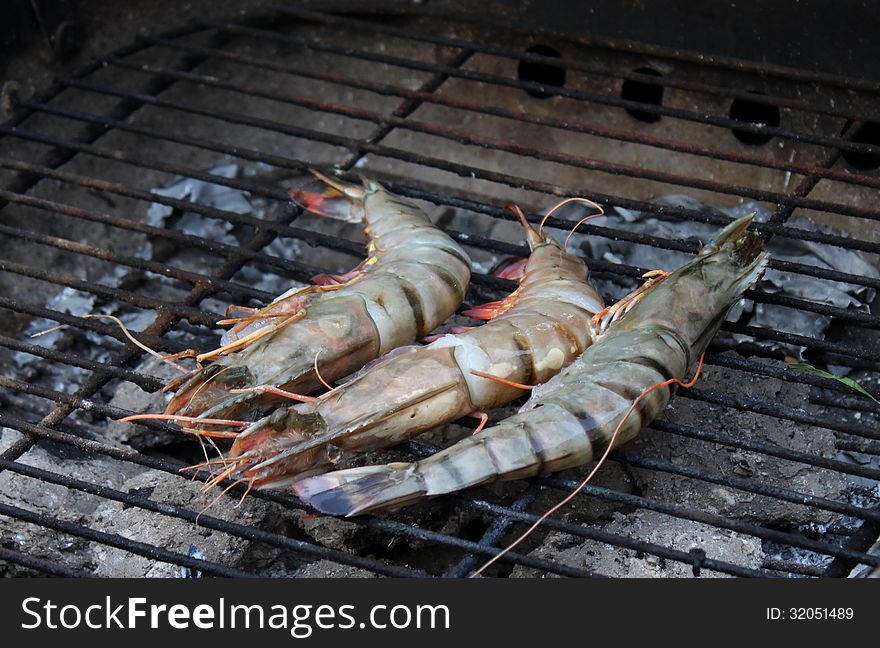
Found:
<box><xmin>398</xmin><ymin>438</ymin><xmax>877</xmax><ymax>572</ymax></box>
<box><xmin>0</xmin><ymin>415</ymin><xmax>419</xmax><ymax>577</ymax></box>
<box><xmin>0</xmin><ymin>297</ymin><xmax>185</xmax><ymax>354</ymax></box>
<box><xmin>2</xmin><ymin>37</ymin><xmax>608</xmax><ymax>578</ymax></box>
<box><xmin>0</xmin><ymin>27</ymin><xmax>234</xmax><ymax>473</ymax></box>
<box><xmin>280</xmin><ymin>6</ymin><xmax>880</xmax><ymax>97</ymax></box>
<box><xmin>442</xmin><ymin>486</ymin><xmax>541</xmax><ymax>578</ymax></box>
<box><xmin>0</xmin><ymin>376</ymin><xmax>194</xmax><ymax>437</ymax></box>
<box><xmin>823</xmin><ymin>514</ymin><xmax>880</xmax><ymax>577</ymax></box>
<box><xmin>0</xmin><ymin>546</ymin><xmax>95</xmax><ymax>578</ymax></box>
<box><xmin>0</xmin><ymin>500</ymin><xmax>254</xmax><ymax>578</ymax></box>
<box><xmin>0</xmin><ymin>25</ymin><xmax>215</xmax><ymax>213</ymax></box>
<box><xmin>0</xmin><ymin>335</ymin><xmax>162</xmax><ymax>391</ymax></box>
<box><xmin>817</xmin><ymin>396</ymin><xmax>880</xmax><ymax>418</ymax></box>
<box><xmin>98</xmin><ymin>54</ymin><xmax>880</xmax><ymax>204</ymax></box>
<box><xmin>2</xmin><ymin>10</ymin><xmax>878</xmax><ymax>579</ymax></box>
<box><xmin>0</xmin><ymin>415</ymin><xmax>586</xmax><ymax>578</ymax></box>
<box><xmin>209</xmin><ymin>19</ymin><xmax>880</xmax><ymax>156</ymax></box>
<box><xmin>6</xmin><ymin>152</ymin><xmax>880</xmax><ymax>331</ymax></box>
<box><xmin>278</xmin><ymin>6</ymin><xmax>880</xmax><ymax>124</ymax></box>
<box><xmin>678</xmin><ymin>387</ymin><xmax>880</xmax><ymax>441</ymax></box>
<box><xmin>0</xmin><ymin>417</ymin><xmax>596</xmax><ymax>578</ymax></box>
<box><xmin>0</xmin><ymin>187</ymin><xmax>331</xmax><ymax>287</ymax></box>
<box><xmin>2</xmin><ymin>214</ymin><xmax>878</xmax><ymax>460</ymax></box>
<box><xmin>762</xmin><ymin>559</ymin><xmax>826</xmax><ymax>577</ymax></box>
<box><xmin>383</xmin><ymin>184</ymin><xmax>880</xmax><ymax>293</ymax></box>
<box><xmin>716</xmin><ymin>323</ymin><xmax>879</xmax><ymax>364</ymax></box>
<box><xmin>0</xmin><ymin>457</ymin><xmax>423</xmax><ymax>578</ymax></box>
<box><xmin>8</xmin><ymin>111</ymin><xmax>880</xmax><ymax>294</ymax></box>
<box><xmin>20</xmin><ymin>63</ymin><xmax>880</xmax><ymax>255</ymax></box>
<box><xmin>537</xmin><ymin>474</ymin><xmax>880</xmax><ymax>568</ymax></box>
<box><xmin>455</xmin><ymin>497</ymin><xmax>768</xmax><ymax>578</ymax></box>
<box><xmin>0</xmin><ymin>257</ymin><xmax>218</xmax><ymax>327</ymax></box>
<box><xmin>115</xmin><ymin>44</ymin><xmax>880</xmax><ymax>193</ymax></box>
<box><xmin>4</xmin><ymin>152</ymin><xmax>880</xmax><ymax>347</ymax></box>
<box><xmin>705</xmin><ymin>353</ymin><xmax>880</xmax><ymax>406</ymax></box>
<box><xmin>0</xmin><ymin>220</ymin><xmax>274</xmax><ymax>304</ymax></box>
<box><xmin>651</xmin><ymin>419</ymin><xmax>880</xmax><ymax>484</ymax></box>
<box><xmin>55</xmin><ymin>75</ymin><xmax>880</xmax><ymax>235</ymax></box>
<box><xmin>4</xmin><ymin>164</ymin><xmax>877</xmax><ymax>364</ymax></box>
<box><xmin>3</xmin><ymin>406</ymin><xmax>876</xmax><ymax>577</ymax></box>
<box><xmin>617</xmin><ymin>447</ymin><xmax>880</xmax><ymax>522</ymax></box>
<box><xmin>4</xmin><ymin>280</ymin><xmax>877</xmax><ymax>446</ymax></box>
<box><xmin>6</xmin><ymin>374</ymin><xmax>876</xmax><ymax>521</ymax></box>
<box><xmin>0</xmin><ymin>192</ymin><xmax>300</xmax><ymax>488</ymax></box>
<box><xmin>837</xmin><ymin>440</ymin><xmax>880</xmax><ymax>457</ymax></box>
<box><xmin>333</xmin><ymin>47</ymin><xmax>475</xmax><ymax>171</ymax></box>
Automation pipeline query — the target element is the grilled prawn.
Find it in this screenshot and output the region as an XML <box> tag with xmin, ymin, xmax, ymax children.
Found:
<box><xmin>164</xmin><ymin>172</ymin><xmax>471</xmax><ymax>422</ymax></box>
<box><xmin>294</xmin><ymin>214</ymin><xmax>768</xmax><ymax>516</ymax></box>
<box><xmin>222</xmin><ymin>204</ymin><xmax>605</xmax><ymax>489</ymax></box>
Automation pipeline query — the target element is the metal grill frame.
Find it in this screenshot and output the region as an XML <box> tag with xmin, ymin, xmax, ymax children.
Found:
<box><xmin>1</xmin><ymin>6</ymin><xmax>879</xmax><ymax>579</ymax></box>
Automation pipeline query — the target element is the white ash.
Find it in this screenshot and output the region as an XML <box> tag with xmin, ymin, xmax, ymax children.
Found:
<box><xmin>294</xmin><ymin>560</ymin><xmax>378</xmax><ymax>578</ymax></box>
<box><xmin>15</xmin><ymin>287</ymin><xmax>96</xmax><ymax>367</ymax></box>
<box><xmin>233</xmin><ymin>234</ymin><xmax>307</xmax><ymax>297</ymax></box>
<box><xmin>86</xmin><ymin>469</ymin><xmax>290</xmax><ymax>578</ymax></box>
<box><xmin>628</xmin><ymin>359</ymin><xmax>848</xmax><ymax>528</ymax></box>
<box><xmin>0</xmin><ymin>427</ymin><xmax>25</xmax><ymax>454</ymax></box>
<box><xmin>761</xmin><ymin>539</ymin><xmax>834</xmax><ymax>576</ymax></box>
<box><xmin>147</xmin><ymin>162</ymin><xmax>250</xmax><ymax>247</ymax></box>
<box><xmin>8</xmin><ymin>164</ymin><xmax>266</xmax><ymax>385</ymax></box>
<box><xmin>0</xmin><ymin>441</ymin><xmax>146</xmax><ymax>576</ymax></box>
<box><xmin>511</xmin><ymin>510</ymin><xmax>764</xmax><ymax>578</ymax></box>
<box><xmin>103</xmin><ymin>359</ymin><xmax>184</xmax><ymax>448</ymax></box>
<box><xmin>849</xmin><ymin>537</ymin><xmax>880</xmax><ymax>578</ymax></box>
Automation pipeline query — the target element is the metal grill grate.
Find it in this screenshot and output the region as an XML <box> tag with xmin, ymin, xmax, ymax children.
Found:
<box><xmin>1</xmin><ymin>6</ymin><xmax>879</xmax><ymax>578</ymax></box>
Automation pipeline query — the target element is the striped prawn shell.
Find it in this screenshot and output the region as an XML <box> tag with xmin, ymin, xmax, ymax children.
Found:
<box><xmin>293</xmin><ymin>214</ymin><xmax>769</xmax><ymax>516</ymax></box>
<box><xmin>165</xmin><ymin>179</ymin><xmax>471</xmax><ymax>421</ymax></box>
<box><xmin>228</xmin><ymin>223</ymin><xmax>605</xmax><ymax>488</ymax></box>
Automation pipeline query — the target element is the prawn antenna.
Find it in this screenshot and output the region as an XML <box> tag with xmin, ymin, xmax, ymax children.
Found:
<box><xmin>538</xmin><ymin>197</ymin><xmax>604</xmax><ymax>236</ymax></box>
<box><xmin>80</xmin><ymin>313</ymin><xmax>190</xmax><ymax>373</ymax></box>
<box><xmin>470</xmin><ymin>369</ymin><xmax>536</xmax><ymax>391</ymax></box>
<box><xmin>314</xmin><ymin>349</ymin><xmax>333</xmax><ymax>391</ymax></box>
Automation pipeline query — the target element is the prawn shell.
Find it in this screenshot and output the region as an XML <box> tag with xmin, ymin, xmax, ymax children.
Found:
<box><xmin>163</xmin><ymin>175</ymin><xmax>471</xmax><ymax>423</ymax></box>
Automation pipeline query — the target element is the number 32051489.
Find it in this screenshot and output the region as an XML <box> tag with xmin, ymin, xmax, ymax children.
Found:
<box><xmin>789</xmin><ymin>608</ymin><xmax>854</xmax><ymax>620</ymax></box>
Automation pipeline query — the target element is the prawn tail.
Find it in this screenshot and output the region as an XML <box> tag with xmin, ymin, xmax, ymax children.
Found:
<box><xmin>290</xmin><ymin>170</ymin><xmax>369</xmax><ymax>223</ymax></box>
<box><xmin>293</xmin><ymin>463</ymin><xmax>427</xmax><ymax>516</ymax></box>
<box><xmin>293</xmin><ymin>414</ymin><xmax>542</xmax><ymax>516</ymax></box>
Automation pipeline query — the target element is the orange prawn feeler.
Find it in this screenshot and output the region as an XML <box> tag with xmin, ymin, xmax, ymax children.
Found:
<box><xmin>120</xmin><ymin>414</ymin><xmax>248</xmax><ymax>438</ymax></box>
<box><xmin>466</xmin><ymin>371</ymin><xmax>540</xmax><ymax>435</ymax></box>
<box><xmin>536</xmin><ymin>196</ymin><xmax>605</xmax><ymax>246</ymax></box>
<box><xmin>196</xmin><ymin>310</ymin><xmax>307</xmax><ymax>363</ymax></box>
<box><xmin>78</xmin><ymin>314</ymin><xmax>192</xmax><ymax>374</ymax></box>
<box><xmin>469</xmin><ymin>352</ymin><xmax>706</xmax><ymax>578</ymax></box>
<box><xmin>229</xmin><ymin>350</ymin><xmax>338</xmax><ymax>403</ymax></box>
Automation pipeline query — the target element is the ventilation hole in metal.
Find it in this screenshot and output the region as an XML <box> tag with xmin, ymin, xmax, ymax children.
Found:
<box><xmin>621</xmin><ymin>67</ymin><xmax>664</xmax><ymax>122</ymax></box>
<box><xmin>840</xmin><ymin>121</ymin><xmax>880</xmax><ymax>171</ymax></box>
<box><xmin>518</xmin><ymin>44</ymin><xmax>565</xmax><ymax>98</ymax></box>
<box><xmin>729</xmin><ymin>91</ymin><xmax>779</xmax><ymax>145</ymax></box>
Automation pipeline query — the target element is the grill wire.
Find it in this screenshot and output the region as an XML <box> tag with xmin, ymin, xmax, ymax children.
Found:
<box><xmin>1</xmin><ymin>6</ymin><xmax>879</xmax><ymax>578</ymax></box>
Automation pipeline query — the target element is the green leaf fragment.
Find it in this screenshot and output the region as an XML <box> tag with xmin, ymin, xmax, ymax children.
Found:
<box><xmin>786</xmin><ymin>363</ymin><xmax>879</xmax><ymax>404</ymax></box>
